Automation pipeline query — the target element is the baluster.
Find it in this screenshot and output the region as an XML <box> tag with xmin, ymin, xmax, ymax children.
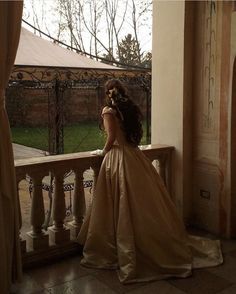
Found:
<box><xmin>68</xmin><ymin>169</ymin><xmax>86</xmax><ymax>239</ymax></box>
<box><xmin>27</xmin><ymin>173</ymin><xmax>49</xmax><ymax>251</ymax></box>
<box><xmin>48</xmin><ymin>171</ymin><xmax>70</xmax><ymax>244</ymax></box>
<box><xmin>16</xmin><ymin>175</ymin><xmax>26</xmax><ymax>253</ymax></box>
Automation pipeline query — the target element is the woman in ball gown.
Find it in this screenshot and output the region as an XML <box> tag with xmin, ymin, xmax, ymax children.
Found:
<box><xmin>77</xmin><ymin>79</ymin><xmax>223</xmax><ymax>284</ymax></box>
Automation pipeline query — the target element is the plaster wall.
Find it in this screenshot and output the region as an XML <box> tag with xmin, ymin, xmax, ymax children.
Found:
<box><xmin>152</xmin><ymin>0</ymin><xmax>234</xmax><ymax>235</ymax></box>
<box><xmin>191</xmin><ymin>1</ymin><xmax>222</xmax><ymax>234</ymax></box>
<box><xmin>191</xmin><ymin>2</ymin><xmax>233</xmax><ymax>236</ymax></box>
<box><xmin>152</xmin><ymin>0</ymin><xmax>185</xmax><ymax>214</ymax></box>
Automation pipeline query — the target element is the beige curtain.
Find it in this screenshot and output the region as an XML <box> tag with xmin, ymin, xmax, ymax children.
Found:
<box><xmin>0</xmin><ymin>1</ymin><xmax>23</xmax><ymax>293</ymax></box>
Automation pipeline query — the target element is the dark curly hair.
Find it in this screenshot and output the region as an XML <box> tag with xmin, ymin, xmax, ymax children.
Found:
<box><xmin>103</xmin><ymin>79</ymin><xmax>143</xmax><ymax>146</ymax></box>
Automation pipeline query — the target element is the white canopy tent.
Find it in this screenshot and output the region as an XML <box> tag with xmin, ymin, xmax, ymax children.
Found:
<box><xmin>15</xmin><ymin>27</ymin><xmax>119</xmax><ymax>70</ymax></box>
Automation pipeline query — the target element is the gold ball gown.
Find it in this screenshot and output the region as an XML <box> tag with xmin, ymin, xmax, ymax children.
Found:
<box><xmin>77</xmin><ymin>107</ymin><xmax>223</xmax><ymax>284</ymax></box>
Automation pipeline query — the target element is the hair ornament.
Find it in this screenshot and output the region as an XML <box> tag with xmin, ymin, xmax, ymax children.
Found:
<box><xmin>108</xmin><ymin>87</ymin><xmax>118</xmax><ymax>98</ymax></box>
<box><xmin>106</xmin><ymin>85</ymin><xmax>127</xmax><ymax>121</ymax></box>
<box><xmin>110</xmin><ymin>96</ymin><xmax>124</xmax><ymax>121</ymax></box>
<box><xmin>120</xmin><ymin>97</ymin><xmax>128</xmax><ymax>103</ymax></box>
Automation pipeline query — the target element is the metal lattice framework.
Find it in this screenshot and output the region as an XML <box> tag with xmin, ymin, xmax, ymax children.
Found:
<box><xmin>9</xmin><ymin>66</ymin><xmax>151</xmax><ymax>154</ymax></box>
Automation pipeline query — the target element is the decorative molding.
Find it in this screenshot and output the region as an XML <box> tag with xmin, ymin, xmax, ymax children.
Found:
<box><xmin>10</xmin><ymin>66</ymin><xmax>151</xmax><ymax>89</ymax></box>
<box><xmin>201</xmin><ymin>0</ymin><xmax>217</xmax><ymax>134</ymax></box>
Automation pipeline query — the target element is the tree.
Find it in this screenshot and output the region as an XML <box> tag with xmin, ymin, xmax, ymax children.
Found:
<box><xmin>118</xmin><ymin>34</ymin><xmax>141</xmax><ymax>66</ymax></box>
<box><xmin>117</xmin><ymin>34</ymin><xmax>152</xmax><ymax>67</ymax></box>
<box><xmin>23</xmin><ymin>0</ymin><xmax>152</xmax><ymax>67</ymax></box>
<box><xmin>141</xmin><ymin>52</ymin><xmax>152</xmax><ymax>68</ymax></box>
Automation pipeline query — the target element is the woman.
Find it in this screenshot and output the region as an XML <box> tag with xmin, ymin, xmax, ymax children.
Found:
<box><xmin>77</xmin><ymin>79</ymin><xmax>223</xmax><ymax>284</ymax></box>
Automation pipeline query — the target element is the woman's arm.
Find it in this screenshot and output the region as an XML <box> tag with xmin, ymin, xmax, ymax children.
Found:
<box><xmin>102</xmin><ymin>113</ymin><xmax>116</xmax><ymax>154</ymax></box>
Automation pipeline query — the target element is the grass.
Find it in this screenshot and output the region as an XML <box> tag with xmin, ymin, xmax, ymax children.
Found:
<box><xmin>63</xmin><ymin>122</ymin><xmax>106</xmax><ymax>153</ymax></box>
<box><xmin>11</xmin><ymin>126</ymin><xmax>49</xmax><ymax>151</ymax></box>
<box><xmin>11</xmin><ymin>121</ymin><xmax>150</xmax><ymax>154</ymax></box>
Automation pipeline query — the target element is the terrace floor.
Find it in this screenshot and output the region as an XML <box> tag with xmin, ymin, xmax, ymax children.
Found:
<box><xmin>11</xmin><ymin>228</ymin><xmax>236</xmax><ymax>294</ymax></box>
<box><xmin>13</xmin><ymin>143</ymin><xmax>48</xmax><ymax>160</ymax></box>
<box><xmin>12</xmin><ymin>145</ymin><xmax>236</xmax><ymax>293</ymax></box>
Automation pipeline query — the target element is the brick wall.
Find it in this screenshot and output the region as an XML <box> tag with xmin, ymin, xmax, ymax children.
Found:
<box><xmin>6</xmin><ymin>85</ymin><xmax>148</xmax><ymax>127</ymax></box>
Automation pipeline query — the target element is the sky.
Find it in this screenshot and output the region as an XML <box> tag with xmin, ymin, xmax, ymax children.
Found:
<box><xmin>22</xmin><ymin>0</ymin><xmax>152</xmax><ymax>58</ymax></box>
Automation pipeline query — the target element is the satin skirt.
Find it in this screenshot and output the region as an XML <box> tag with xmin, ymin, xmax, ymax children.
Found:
<box><xmin>77</xmin><ymin>144</ymin><xmax>223</xmax><ymax>284</ymax></box>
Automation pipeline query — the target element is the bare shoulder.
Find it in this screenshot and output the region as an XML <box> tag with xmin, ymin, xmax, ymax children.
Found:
<box><xmin>101</xmin><ymin>106</ymin><xmax>116</xmax><ymax>116</ymax></box>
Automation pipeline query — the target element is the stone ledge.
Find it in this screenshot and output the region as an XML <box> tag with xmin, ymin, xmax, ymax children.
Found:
<box><xmin>22</xmin><ymin>241</ymin><xmax>83</xmax><ymax>269</ymax></box>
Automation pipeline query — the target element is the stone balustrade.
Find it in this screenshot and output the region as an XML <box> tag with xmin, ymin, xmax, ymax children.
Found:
<box><xmin>14</xmin><ymin>144</ymin><xmax>174</xmax><ymax>267</ymax></box>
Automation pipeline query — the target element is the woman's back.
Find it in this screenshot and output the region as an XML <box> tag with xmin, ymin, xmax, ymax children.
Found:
<box><xmin>102</xmin><ymin>106</ymin><xmax>131</xmax><ymax>146</ymax></box>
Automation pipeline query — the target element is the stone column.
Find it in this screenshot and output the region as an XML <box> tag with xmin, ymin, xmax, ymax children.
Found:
<box><xmin>68</xmin><ymin>169</ymin><xmax>86</xmax><ymax>239</ymax></box>
<box><xmin>48</xmin><ymin>171</ymin><xmax>70</xmax><ymax>244</ymax></box>
<box><xmin>27</xmin><ymin>173</ymin><xmax>49</xmax><ymax>251</ymax></box>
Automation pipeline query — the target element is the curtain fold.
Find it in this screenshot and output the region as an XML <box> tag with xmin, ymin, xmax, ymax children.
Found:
<box><xmin>0</xmin><ymin>1</ymin><xmax>23</xmax><ymax>293</ymax></box>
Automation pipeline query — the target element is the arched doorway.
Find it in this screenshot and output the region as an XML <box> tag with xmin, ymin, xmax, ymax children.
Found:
<box><xmin>231</xmin><ymin>57</ymin><xmax>236</xmax><ymax>237</ymax></box>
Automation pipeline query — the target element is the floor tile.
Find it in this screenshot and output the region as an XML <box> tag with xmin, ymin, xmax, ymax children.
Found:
<box><xmin>226</xmin><ymin>249</ymin><xmax>236</xmax><ymax>259</ymax></box>
<box><xmin>11</xmin><ymin>273</ymin><xmax>44</xmax><ymax>294</ymax></box>
<box><xmin>26</xmin><ymin>255</ymin><xmax>97</xmax><ymax>288</ymax></box>
<box><xmin>44</xmin><ymin>275</ymin><xmax>116</xmax><ymax>294</ymax></box>
<box><xmin>16</xmin><ymin>233</ymin><xmax>236</xmax><ymax>294</ymax></box>
<box><xmin>217</xmin><ymin>284</ymin><xmax>236</xmax><ymax>294</ymax></box>
<box><xmin>169</xmin><ymin>269</ymin><xmax>232</xmax><ymax>294</ymax></box>
<box><xmin>91</xmin><ymin>269</ymin><xmax>147</xmax><ymax>293</ymax></box>
<box><xmin>128</xmin><ymin>280</ymin><xmax>186</xmax><ymax>294</ymax></box>
<box><xmin>207</xmin><ymin>254</ymin><xmax>236</xmax><ymax>283</ymax></box>
<box><xmin>220</xmin><ymin>239</ymin><xmax>236</xmax><ymax>254</ymax></box>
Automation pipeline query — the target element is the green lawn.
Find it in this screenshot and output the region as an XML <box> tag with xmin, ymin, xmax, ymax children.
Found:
<box><xmin>63</xmin><ymin>122</ymin><xmax>106</xmax><ymax>153</ymax></box>
<box><xmin>11</xmin><ymin>121</ymin><xmax>150</xmax><ymax>154</ymax></box>
<box><xmin>11</xmin><ymin>126</ymin><xmax>49</xmax><ymax>151</ymax></box>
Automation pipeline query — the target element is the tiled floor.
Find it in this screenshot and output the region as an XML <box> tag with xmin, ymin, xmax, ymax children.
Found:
<box><xmin>12</xmin><ymin>230</ymin><xmax>236</xmax><ymax>294</ymax></box>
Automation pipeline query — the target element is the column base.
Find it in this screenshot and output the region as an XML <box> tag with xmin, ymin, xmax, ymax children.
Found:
<box><xmin>26</xmin><ymin>231</ymin><xmax>49</xmax><ymax>251</ymax></box>
<box><xmin>68</xmin><ymin>221</ymin><xmax>82</xmax><ymax>240</ymax></box>
<box><xmin>20</xmin><ymin>238</ymin><xmax>27</xmax><ymax>254</ymax></box>
<box><xmin>48</xmin><ymin>225</ymin><xmax>70</xmax><ymax>245</ymax></box>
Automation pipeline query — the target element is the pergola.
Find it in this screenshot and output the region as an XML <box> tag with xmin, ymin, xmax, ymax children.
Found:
<box><xmin>9</xmin><ymin>27</ymin><xmax>151</xmax><ymax>154</ymax></box>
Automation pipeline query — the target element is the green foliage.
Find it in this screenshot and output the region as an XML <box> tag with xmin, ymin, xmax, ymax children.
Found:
<box><xmin>118</xmin><ymin>34</ymin><xmax>141</xmax><ymax>66</ymax></box>
<box><xmin>117</xmin><ymin>34</ymin><xmax>152</xmax><ymax>67</ymax></box>
<box><xmin>141</xmin><ymin>52</ymin><xmax>152</xmax><ymax>68</ymax></box>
